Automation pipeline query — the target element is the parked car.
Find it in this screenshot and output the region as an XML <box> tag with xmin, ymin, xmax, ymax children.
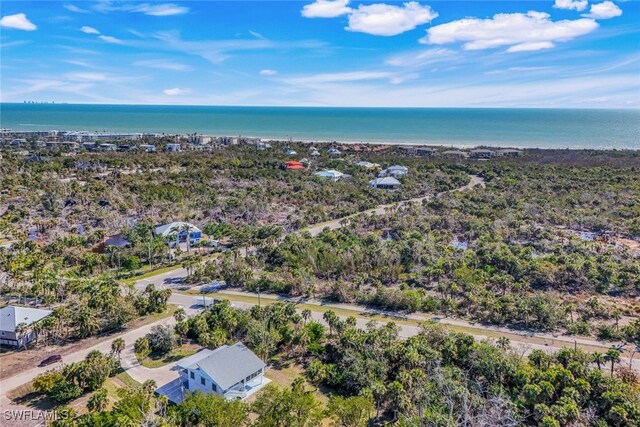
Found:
<box><xmin>39</xmin><ymin>354</ymin><xmax>62</xmax><ymax>367</ymax></box>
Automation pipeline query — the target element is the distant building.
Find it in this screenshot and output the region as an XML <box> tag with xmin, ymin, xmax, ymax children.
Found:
<box><xmin>310</xmin><ymin>148</ymin><xmax>320</xmax><ymax>157</ymax></box>
<box><xmin>157</xmin><ymin>342</ymin><xmax>268</xmax><ymax>403</ymax></box>
<box><xmin>356</xmin><ymin>161</ymin><xmax>380</xmax><ymax>169</ymax></box>
<box><xmin>416</xmin><ymin>147</ymin><xmax>437</xmax><ymax>156</ymax></box>
<box><xmin>327</xmin><ymin>148</ymin><xmax>341</xmax><ymax>156</ymax></box>
<box><xmin>0</xmin><ymin>306</ymin><xmax>52</xmax><ymax>347</ymax></box>
<box><xmin>286</xmin><ymin>149</ymin><xmax>297</xmax><ymax>156</ymax></box>
<box><xmin>154</xmin><ymin>221</ymin><xmax>202</xmax><ymax>246</ymax></box>
<box><xmin>314</xmin><ymin>170</ymin><xmax>350</xmax><ymax>181</ymax></box>
<box><xmin>166</xmin><ymin>143</ymin><xmax>182</xmax><ymax>152</ymax></box>
<box><xmin>442</xmin><ymin>150</ymin><xmax>467</xmax><ymax>158</ymax></box>
<box><xmin>470</xmin><ymin>149</ymin><xmax>495</xmax><ymax>159</ymax></box>
<box><xmin>140</xmin><ymin>144</ymin><xmax>157</xmax><ymax>153</ymax></box>
<box><xmin>284</xmin><ymin>161</ymin><xmax>305</xmax><ymax>170</ymax></box>
<box><xmin>379</xmin><ymin>165</ymin><xmax>408</xmax><ymax>178</ymax></box>
<box><xmin>496</xmin><ymin>149</ymin><xmax>522</xmax><ymax>157</ymax></box>
<box><xmin>99</xmin><ymin>143</ymin><xmax>117</xmax><ymax>151</ymax></box>
<box><xmin>369</xmin><ymin>176</ymin><xmax>401</xmax><ymax>190</ymax></box>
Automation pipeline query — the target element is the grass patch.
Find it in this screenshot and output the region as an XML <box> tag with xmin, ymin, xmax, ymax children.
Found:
<box><xmin>121</xmin><ymin>265</ymin><xmax>181</xmax><ymax>285</ymax></box>
<box><xmin>136</xmin><ymin>344</ymin><xmax>199</xmax><ymax>369</ymax></box>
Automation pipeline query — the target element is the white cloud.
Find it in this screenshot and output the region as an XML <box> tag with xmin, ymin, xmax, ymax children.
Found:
<box><xmin>98</xmin><ymin>35</ymin><xmax>124</xmax><ymax>44</ymax></box>
<box><xmin>0</xmin><ymin>13</ymin><xmax>37</xmax><ymax>31</ymax></box>
<box><xmin>65</xmin><ymin>72</ymin><xmax>108</xmax><ymax>81</ymax></box>
<box><xmin>134</xmin><ymin>59</ymin><xmax>191</xmax><ymax>71</ymax></box>
<box><xmin>386</xmin><ymin>47</ymin><xmax>457</xmax><ymax>67</ymax></box>
<box><xmin>346</xmin><ymin>2</ymin><xmax>438</xmax><ymax>36</ymax></box>
<box><xmin>422</xmin><ymin>11</ymin><xmax>598</xmax><ymax>52</ymax></box>
<box><xmin>302</xmin><ymin>0</ymin><xmax>351</xmax><ymax>18</ymax></box>
<box><xmin>260</xmin><ymin>69</ymin><xmax>278</xmax><ymax>76</ymax></box>
<box><xmin>284</xmin><ymin>71</ymin><xmax>394</xmax><ymax>86</ymax></box>
<box><xmin>129</xmin><ymin>3</ymin><xmax>189</xmax><ymax>16</ymax></box>
<box><xmin>64</xmin><ymin>4</ymin><xmax>89</xmax><ymax>13</ymax></box>
<box><xmin>301</xmin><ymin>1</ymin><xmax>437</xmax><ymax>36</ymax></box>
<box><xmin>554</xmin><ymin>0</ymin><xmax>589</xmax><ymax>11</ymax></box>
<box><xmin>583</xmin><ymin>1</ymin><xmax>622</xmax><ymax>19</ymax></box>
<box><xmin>163</xmin><ymin>87</ymin><xmax>190</xmax><ymax>96</ymax></box>
<box><xmin>80</xmin><ymin>26</ymin><xmax>100</xmax><ymax>34</ymax></box>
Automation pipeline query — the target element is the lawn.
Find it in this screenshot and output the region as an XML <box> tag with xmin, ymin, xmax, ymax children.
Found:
<box><xmin>121</xmin><ymin>264</ymin><xmax>181</xmax><ymax>285</ymax></box>
<box><xmin>137</xmin><ymin>343</ymin><xmax>200</xmax><ymax>368</ymax></box>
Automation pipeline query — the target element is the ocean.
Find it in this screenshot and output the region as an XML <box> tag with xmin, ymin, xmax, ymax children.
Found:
<box><xmin>1</xmin><ymin>103</ymin><xmax>639</xmax><ymax>149</ymax></box>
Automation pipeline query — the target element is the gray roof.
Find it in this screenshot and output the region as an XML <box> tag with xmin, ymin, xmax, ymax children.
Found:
<box><xmin>178</xmin><ymin>342</ymin><xmax>265</xmax><ymax>390</ymax></box>
<box><xmin>0</xmin><ymin>306</ymin><xmax>52</xmax><ymax>332</ymax></box>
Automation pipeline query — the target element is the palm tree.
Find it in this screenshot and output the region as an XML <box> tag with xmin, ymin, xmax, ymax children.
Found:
<box><xmin>301</xmin><ymin>309</ymin><xmax>312</xmax><ymax>325</ymax></box>
<box><xmin>605</xmin><ymin>348</ymin><xmax>621</xmax><ymax>376</ymax></box>
<box><xmin>181</xmin><ymin>223</ymin><xmax>193</xmax><ymax>253</ymax></box>
<box><xmin>111</xmin><ymin>338</ymin><xmax>125</xmax><ymax>362</ymax></box>
<box><xmin>173</xmin><ymin>308</ymin><xmax>186</xmax><ymax>323</ymax></box>
<box><xmin>15</xmin><ymin>322</ymin><xmax>29</xmax><ymax>350</ymax></box>
<box><xmin>592</xmin><ymin>352</ymin><xmax>606</xmax><ymax>370</ymax></box>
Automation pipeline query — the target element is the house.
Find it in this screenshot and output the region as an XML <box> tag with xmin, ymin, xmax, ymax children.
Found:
<box><xmin>314</xmin><ymin>170</ymin><xmax>350</xmax><ymax>181</ymax></box>
<box><xmin>442</xmin><ymin>150</ymin><xmax>467</xmax><ymax>158</ymax></box>
<box><xmin>496</xmin><ymin>149</ymin><xmax>522</xmax><ymax>157</ymax></box>
<box><xmin>327</xmin><ymin>148</ymin><xmax>341</xmax><ymax>156</ymax></box>
<box><xmin>154</xmin><ymin>222</ymin><xmax>202</xmax><ymax>246</ymax></box>
<box><xmin>166</xmin><ymin>143</ymin><xmax>182</xmax><ymax>152</ymax></box>
<box><xmin>470</xmin><ymin>149</ymin><xmax>495</xmax><ymax>159</ymax></box>
<box><xmin>105</xmin><ymin>234</ymin><xmax>131</xmax><ymax>248</ymax></box>
<box><xmin>379</xmin><ymin>165</ymin><xmax>408</xmax><ymax>178</ymax></box>
<box><xmin>158</xmin><ymin>343</ymin><xmax>268</xmax><ymax>403</ymax></box>
<box><xmin>256</xmin><ymin>141</ymin><xmax>271</xmax><ymax>151</ymax></box>
<box><xmin>99</xmin><ymin>143</ymin><xmax>117</xmax><ymax>151</ymax></box>
<box><xmin>286</xmin><ymin>149</ymin><xmax>298</xmax><ymax>156</ymax></box>
<box><xmin>356</xmin><ymin>161</ymin><xmax>380</xmax><ymax>169</ymax></box>
<box><xmin>284</xmin><ymin>161</ymin><xmax>305</xmax><ymax>170</ymax></box>
<box><xmin>140</xmin><ymin>144</ymin><xmax>157</xmax><ymax>153</ymax></box>
<box><xmin>310</xmin><ymin>148</ymin><xmax>320</xmax><ymax>157</ymax></box>
<box><xmin>416</xmin><ymin>147</ymin><xmax>436</xmax><ymax>157</ymax></box>
<box><xmin>369</xmin><ymin>176</ymin><xmax>401</xmax><ymax>190</ymax></box>
<box><xmin>0</xmin><ymin>306</ymin><xmax>52</xmax><ymax>347</ymax></box>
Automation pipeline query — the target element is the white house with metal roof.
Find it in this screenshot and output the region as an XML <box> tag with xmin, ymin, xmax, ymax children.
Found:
<box><xmin>369</xmin><ymin>176</ymin><xmax>401</xmax><ymax>190</ymax></box>
<box><xmin>154</xmin><ymin>222</ymin><xmax>202</xmax><ymax>246</ymax></box>
<box><xmin>379</xmin><ymin>165</ymin><xmax>408</xmax><ymax>178</ymax></box>
<box><xmin>313</xmin><ymin>170</ymin><xmax>350</xmax><ymax>181</ymax></box>
<box><xmin>0</xmin><ymin>306</ymin><xmax>52</xmax><ymax>347</ymax></box>
<box><xmin>157</xmin><ymin>342</ymin><xmax>268</xmax><ymax>403</ymax></box>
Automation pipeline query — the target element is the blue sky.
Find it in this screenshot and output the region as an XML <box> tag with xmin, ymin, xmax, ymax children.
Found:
<box><xmin>1</xmin><ymin>0</ymin><xmax>638</xmax><ymax>107</ymax></box>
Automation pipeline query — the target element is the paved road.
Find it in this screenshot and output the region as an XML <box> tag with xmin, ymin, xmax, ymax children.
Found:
<box><xmin>303</xmin><ymin>174</ymin><xmax>485</xmax><ymax>236</ymax></box>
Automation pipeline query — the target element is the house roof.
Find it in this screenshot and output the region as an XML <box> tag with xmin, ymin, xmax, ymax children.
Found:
<box><xmin>314</xmin><ymin>170</ymin><xmax>345</xmax><ymax>179</ymax></box>
<box><xmin>154</xmin><ymin>222</ymin><xmax>201</xmax><ymax>237</ymax></box>
<box><xmin>387</xmin><ymin>165</ymin><xmax>408</xmax><ymax>172</ymax></box>
<box><xmin>105</xmin><ymin>234</ymin><xmax>131</xmax><ymax>248</ymax></box>
<box><xmin>178</xmin><ymin>343</ymin><xmax>265</xmax><ymax>390</ymax></box>
<box><xmin>370</xmin><ymin>177</ymin><xmax>401</xmax><ymax>187</ymax></box>
<box><xmin>356</xmin><ymin>161</ymin><xmax>380</xmax><ymax>168</ymax></box>
<box><xmin>0</xmin><ymin>306</ymin><xmax>52</xmax><ymax>332</ymax></box>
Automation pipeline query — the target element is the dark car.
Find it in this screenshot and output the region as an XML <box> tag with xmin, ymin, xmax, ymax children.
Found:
<box><xmin>39</xmin><ymin>354</ymin><xmax>62</xmax><ymax>367</ymax></box>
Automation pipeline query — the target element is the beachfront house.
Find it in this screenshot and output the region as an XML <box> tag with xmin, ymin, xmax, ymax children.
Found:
<box><xmin>496</xmin><ymin>149</ymin><xmax>522</xmax><ymax>157</ymax></box>
<box><xmin>379</xmin><ymin>165</ymin><xmax>408</xmax><ymax>178</ymax></box>
<box><xmin>369</xmin><ymin>176</ymin><xmax>401</xmax><ymax>190</ymax></box>
<box><xmin>0</xmin><ymin>306</ymin><xmax>52</xmax><ymax>348</ymax></box>
<box><xmin>99</xmin><ymin>143</ymin><xmax>117</xmax><ymax>151</ymax></box>
<box><xmin>154</xmin><ymin>221</ymin><xmax>202</xmax><ymax>247</ymax></box>
<box><xmin>158</xmin><ymin>343</ymin><xmax>268</xmax><ymax>403</ymax></box>
<box><xmin>416</xmin><ymin>147</ymin><xmax>437</xmax><ymax>157</ymax></box>
<box><xmin>470</xmin><ymin>149</ymin><xmax>495</xmax><ymax>159</ymax></box>
<box><xmin>140</xmin><ymin>144</ymin><xmax>157</xmax><ymax>153</ymax></box>
<box><xmin>328</xmin><ymin>148</ymin><xmax>341</xmax><ymax>156</ymax></box>
<box><xmin>286</xmin><ymin>149</ymin><xmax>298</xmax><ymax>156</ymax></box>
<box><xmin>166</xmin><ymin>143</ymin><xmax>182</xmax><ymax>152</ymax></box>
<box><xmin>314</xmin><ymin>170</ymin><xmax>350</xmax><ymax>181</ymax></box>
<box><xmin>442</xmin><ymin>150</ymin><xmax>467</xmax><ymax>159</ymax></box>
<box><xmin>310</xmin><ymin>148</ymin><xmax>320</xmax><ymax>157</ymax></box>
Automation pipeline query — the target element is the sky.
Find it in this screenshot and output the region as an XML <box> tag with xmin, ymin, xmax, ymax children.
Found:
<box><xmin>0</xmin><ymin>0</ymin><xmax>638</xmax><ymax>108</ymax></box>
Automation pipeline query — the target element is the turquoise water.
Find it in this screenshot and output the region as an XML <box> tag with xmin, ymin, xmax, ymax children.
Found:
<box><xmin>1</xmin><ymin>103</ymin><xmax>639</xmax><ymax>149</ymax></box>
